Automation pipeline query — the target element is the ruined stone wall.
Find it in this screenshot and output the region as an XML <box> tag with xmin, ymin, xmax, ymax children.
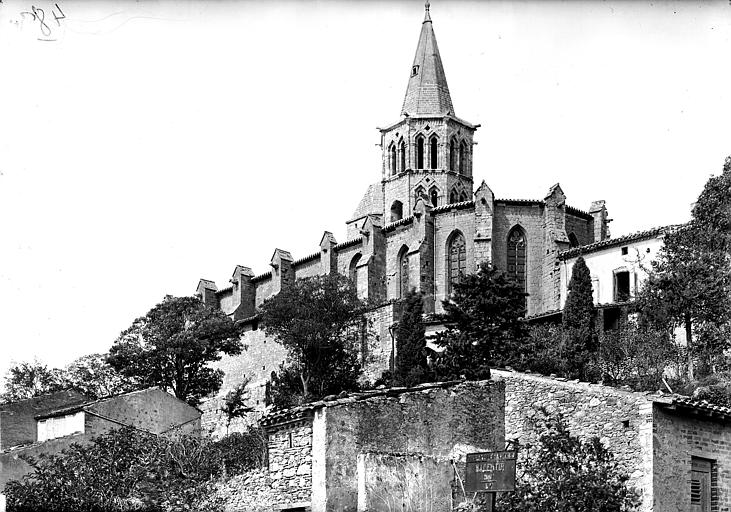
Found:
<box><xmin>318</xmin><ymin>380</ymin><xmax>504</xmax><ymax>512</ymax></box>
<box><xmin>267</xmin><ymin>419</ymin><xmax>313</xmax><ymax>507</ymax></box>
<box><xmin>357</xmin><ymin>452</ymin><xmax>452</xmax><ymax>512</ymax></box>
<box><xmin>360</xmin><ymin>303</ymin><xmax>397</xmax><ymax>384</ymax></box>
<box><xmin>493</xmin><ymin>370</ymin><xmax>654</xmax><ymax>510</ymax></box>
<box><xmin>653</xmin><ymin>407</ymin><xmax>731</xmax><ymax>512</ymax></box>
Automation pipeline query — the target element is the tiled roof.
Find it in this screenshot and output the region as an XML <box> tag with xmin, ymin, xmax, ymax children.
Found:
<box><xmin>251</xmin><ymin>271</ymin><xmax>272</xmax><ymax>283</ymax></box>
<box><xmin>383</xmin><ymin>216</ymin><xmax>414</xmax><ymax>233</ymax></box>
<box><xmin>334</xmin><ymin>237</ymin><xmax>363</xmax><ymax>251</ymax></box>
<box><xmin>559</xmin><ymin>225</ymin><xmax>677</xmax><ymax>260</ymax></box>
<box><xmin>665</xmin><ymin>396</ymin><xmax>731</xmax><ymax>421</ymax></box>
<box><xmin>261</xmin><ymin>380</ymin><xmax>464</xmax><ymax>427</ymax></box>
<box><xmin>293</xmin><ymin>251</ymin><xmax>320</xmax><ymax>267</ymax></box>
<box><xmin>431</xmin><ymin>200</ymin><xmax>474</xmax><ymax>214</ymax></box>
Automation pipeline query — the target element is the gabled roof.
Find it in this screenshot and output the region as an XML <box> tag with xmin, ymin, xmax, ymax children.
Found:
<box><xmin>401</xmin><ymin>3</ymin><xmax>454</xmax><ymax>117</ymax></box>
<box><xmin>559</xmin><ymin>225</ymin><xmax>678</xmax><ymax>260</ymax></box>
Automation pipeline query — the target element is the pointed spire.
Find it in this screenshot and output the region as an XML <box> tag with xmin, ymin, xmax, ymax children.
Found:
<box><xmin>401</xmin><ymin>2</ymin><xmax>454</xmax><ymax>117</ymax></box>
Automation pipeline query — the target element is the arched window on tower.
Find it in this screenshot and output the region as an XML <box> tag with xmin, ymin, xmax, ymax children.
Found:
<box><xmin>398</xmin><ymin>246</ymin><xmax>410</xmax><ymax>298</ymax></box>
<box><xmin>459</xmin><ymin>191</ymin><xmax>468</xmax><ymax>202</ymax></box>
<box><xmin>429</xmin><ymin>188</ymin><xmax>439</xmax><ymax>207</ymax></box>
<box><xmin>449</xmin><ymin>138</ymin><xmax>456</xmax><ymax>171</ymax></box>
<box><xmin>447</xmin><ymin>231</ymin><xmax>467</xmax><ymax>295</ymax></box>
<box><xmin>414</xmin><ymin>185</ymin><xmax>425</xmax><ymax>202</ymax></box>
<box><xmin>390</xmin><ymin>200</ymin><xmax>403</xmax><ymax>222</ymax></box>
<box><xmin>389</xmin><ymin>144</ymin><xmax>397</xmax><ymax>176</ymax></box>
<box><xmin>349</xmin><ymin>253</ymin><xmax>362</xmax><ymax>292</ymax></box>
<box><xmin>449</xmin><ymin>189</ymin><xmax>458</xmax><ymax>204</ymax></box>
<box><xmin>430</xmin><ymin>136</ymin><xmax>438</xmax><ymax>169</ymax></box>
<box><xmin>459</xmin><ymin>141</ymin><xmax>466</xmax><ymax>174</ymax></box>
<box><xmin>507</xmin><ymin>226</ymin><xmax>527</xmax><ymax>292</ymax></box>
<box><xmin>399</xmin><ymin>139</ymin><xmax>406</xmax><ymax>172</ymax></box>
<box><xmin>568</xmin><ymin>232</ymin><xmax>579</xmax><ymax>248</ymax></box>
<box><xmin>416</xmin><ymin>135</ymin><xmax>425</xmax><ymax>169</ymax></box>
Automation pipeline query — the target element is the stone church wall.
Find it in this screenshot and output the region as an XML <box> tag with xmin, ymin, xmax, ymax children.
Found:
<box><xmin>491</xmin><ymin>202</ymin><xmax>546</xmax><ymax>315</ymax></box>
<box><xmin>493</xmin><ymin>369</ymin><xmax>654</xmax><ymax>511</ymax></box>
<box><xmin>254</xmin><ymin>277</ymin><xmax>273</xmax><ymax>308</ymax></box>
<box><xmin>433</xmin><ymin>206</ymin><xmax>476</xmax><ymax>312</ymax></box>
<box><xmin>293</xmin><ymin>257</ymin><xmax>321</xmax><ymax>280</ymax></box>
<box><xmin>336</xmin><ymin>243</ymin><xmax>363</xmax><ymax>277</ymax></box>
<box><xmin>565</xmin><ymin>211</ymin><xmax>594</xmax><ymax>246</ymax></box>
<box><xmin>384</xmin><ymin>221</ymin><xmax>416</xmax><ymax>298</ymax></box>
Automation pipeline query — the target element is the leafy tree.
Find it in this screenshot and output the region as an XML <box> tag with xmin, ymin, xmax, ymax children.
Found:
<box><xmin>518</xmin><ymin>323</ymin><xmax>564</xmax><ymax>376</ymax></box>
<box><xmin>64</xmin><ymin>353</ymin><xmax>137</xmax><ymax>399</ymax></box>
<box><xmin>219</xmin><ymin>378</ymin><xmax>253</xmax><ymax>435</ymax></box>
<box><xmin>638</xmin><ymin>157</ymin><xmax>731</xmax><ymax>379</ymax></box>
<box><xmin>561</xmin><ymin>256</ymin><xmax>598</xmax><ymax>380</ymax></box>
<box><xmin>107</xmin><ymin>296</ymin><xmax>242</xmax><ymax>407</ymax></box>
<box><xmin>394</xmin><ymin>290</ymin><xmax>430</xmax><ymax>387</ymax></box>
<box><xmin>494</xmin><ymin>412</ymin><xmax>640</xmax><ymax>512</ymax></box>
<box><xmin>259</xmin><ymin>274</ymin><xmax>365</xmax><ymax>404</ymax></box>
<box><xmin>433</xmin><ymin>262</ymin><xmax>528</xmax><ymax>381</ymax></box>
<box><xmin>0</xmin><ymin>361</ymin><xmax>67</xmax><ymax>403</ymax></box>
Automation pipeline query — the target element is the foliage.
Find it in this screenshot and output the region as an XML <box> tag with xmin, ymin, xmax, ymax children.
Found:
<box><xmin>259</xmin><ymin>274</ymin><xmax>365</xmax><ymax>404</ymax></box>
<box><xmin>1</xmin><ymin>355</ymin><xmax>135</xmax><ymax>404</ymax></box>
<box><xmin>493</xmin><ymin>412</ymin><xmax>640</xmax><ymax>512</ymax></box>
<box><xmin>108</xmin><ymin>296</ymin><xmax>243</xmax><ymax>407</ymax></box>
<box><xmin>432</xmin><ymin>262</ymin><xmax>528</xmax><ymax>381</ymax></box>
<box><xmin>0</xmin><ymin>360</ymin><xmax>68</xmax><ymax>403</ymax></box>
<box><xmin>517</xmin><ymin>324</ymin><xmax>564</xmax><ymax>376</ymax></box>
<box><xmin>394</xmin><ymin>290</ymin><xmax>431</xmax><ymax>387</ymax></box>
<box><xmin>4</xmin><ymin>426</ymin><xmax>264</xmax><ymax>512</ymax></box>
<box><xmin>561</xmin><ymin>256</ymin><xmax>598</xmax><ymax>380</ymax></box>
<box><xmin>219</xmin><ymin>378</ymin><xmax>253</xmax><ymax>434</ymax></box>
<box><xmin>637</xmin><ymin>157</ymin><xmax>731</xmax><ymax>379</ymax></box>
<box><xmin>598</xmin><ymin>322</ymin><xmax>681</xmax><ymax>391</ymax></box>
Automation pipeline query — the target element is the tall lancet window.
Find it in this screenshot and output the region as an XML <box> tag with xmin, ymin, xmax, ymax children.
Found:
<box><xmin>399</xmin><ymin>139</ymin><xmax>406</xmax><ymax>172</ymax></box>
<box><xmin>349</xmin><ymin>254</ymin><xmax>361</xmax><ymax>292</ymax></box>
<box><xmin>507</xmin><ymin>227</ymin><xmax>527</xmax><ymax>292</ymax></box>
<box><xmin>430</xmin><ymin>136</ymin><xmax>438</xmax><ymax>168</ymax></box>
<box><xmin>398</xmin><ymin>246</ymin><xmax>410</xmax><ymax>298</ymax></box>
<box><xmin>459</xmin><ymin>141</ymin><xmax>466</xmax><ymax>174</ymax></box>
<box><xmin>450</xmin><ymin>138</ymin><xmax>456</xmax><ymax>170</ymax></box>
<box><xmin>447</xmin><ymin>231</ymin><xmax>466</xmax><ymax>295</ymax></box>
<box><xmin>416</xmin><ymin>135</ymin><xmax>425</xmax><ymax>169</ymax></box>
<box><xmin>389</xmin><ymin>144</ymin><xmax>397</xmax><ymax>175</ymax></box>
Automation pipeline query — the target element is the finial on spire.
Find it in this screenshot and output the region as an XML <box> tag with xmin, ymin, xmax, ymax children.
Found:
<box><xmin>424</xmin><ymin>0</ymin><xmax>431</xmax><ymax>22</ymax></box>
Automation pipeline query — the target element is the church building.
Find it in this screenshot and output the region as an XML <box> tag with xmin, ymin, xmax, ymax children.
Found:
<box><xmin>196</xmin><ymin>3</ymin><xmax>613</xmax><ymax>426</ymax></box>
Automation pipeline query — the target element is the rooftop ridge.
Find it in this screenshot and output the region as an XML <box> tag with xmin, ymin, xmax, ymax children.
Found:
<box><xmin>558</xmin><ymin>225</ymin><xmax>679</xmax><ymax>260</ymax></box>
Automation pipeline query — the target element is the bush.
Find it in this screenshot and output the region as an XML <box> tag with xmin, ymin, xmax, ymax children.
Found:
<box><xmin>4</xmin><ymin>426</ymin><xmax>265</xmax><ymax>512</ymax></box>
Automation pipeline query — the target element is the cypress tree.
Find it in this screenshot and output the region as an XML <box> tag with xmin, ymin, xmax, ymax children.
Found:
<box><xmin>561</xmin><ymin>256</ymin><xmax>597</xmax><ymax>379</ymax></box>
<box><xmin>394</xmin><ymin>290</ymin><xmax>429</xmax><ymax>387</ymax></box>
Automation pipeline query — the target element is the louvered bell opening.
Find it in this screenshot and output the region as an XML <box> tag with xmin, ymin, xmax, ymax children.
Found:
<box><xmin>691</xmin><ymin>478</ymin><xmax>702</xmax><ymax>504</ymax></box>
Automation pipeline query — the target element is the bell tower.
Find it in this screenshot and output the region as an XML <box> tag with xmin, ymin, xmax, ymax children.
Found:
<box><xmin>380</xmin><ymin>1</ymin><xmax>478</xmax><ymax>223</ymax></box>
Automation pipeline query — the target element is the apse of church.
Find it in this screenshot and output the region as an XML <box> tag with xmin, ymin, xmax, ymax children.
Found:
<box><xmin>197</xmin><ymin>2</ymin><xmax>613</xmax><ymax>399</ymax></box>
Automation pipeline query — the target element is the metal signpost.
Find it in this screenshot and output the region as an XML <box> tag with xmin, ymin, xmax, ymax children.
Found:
<box><xmin>464</xmin><ymin>449</ymin><xmax>517</xmax><ymax>511</ymax></box>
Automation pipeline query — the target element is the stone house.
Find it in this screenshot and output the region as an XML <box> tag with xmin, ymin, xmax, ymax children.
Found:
<box><xmin>494</xmin><ymin>369</ymin><xmax>731</xmax><ymax>512</ymax></box>
<box><xmin>0</xmin><ymin>387</ymin><xmax>201</xmax><ymax>492</ymax></box>
<box><xmin>258</xmin><ymin>380</ymin><xmax>504</xmax><ymax>512</ymax></box>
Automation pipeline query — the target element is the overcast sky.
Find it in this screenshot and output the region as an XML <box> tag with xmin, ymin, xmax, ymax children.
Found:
<box><xmin>1</xmin><ymin>0</ymin><xmax>730</xmax><ymax>384</ymax></box>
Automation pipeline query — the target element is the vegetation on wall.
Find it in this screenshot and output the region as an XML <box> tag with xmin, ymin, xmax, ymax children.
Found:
<box><xmin>432</xmin><ymin>262</ymin><xmax>528</xmax><ymax>381</ymax></box>
<box><xmin>107</xmin><ymin>295</ymin><xmax>243</xmax><ymax>407</ymax></box>
<box><xmin>259</xmin><ymin>274</ymin><xmax>365</xmax><ymax>406</ymax></box>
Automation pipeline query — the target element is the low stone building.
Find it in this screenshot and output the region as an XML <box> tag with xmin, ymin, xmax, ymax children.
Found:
<box><xmin>494</xmin><ymin>369</ymin><xmax>731</xmax><ymax>512</ymax></box>
<box><xmin>258</xmin><ymin>380</ymin><xmax>504</xmax><ymax>512</ymax></box>
<box><xmin>0</xmin><ymin>387</ymin><xmax>201</xmax><ymax>492</ymax></box>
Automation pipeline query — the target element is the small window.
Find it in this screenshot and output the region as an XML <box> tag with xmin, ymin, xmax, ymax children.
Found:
<box><xmin>287</xmin><ymin>432</ymin><xmax>293</xmax><ymax>448</ymax></box>
<box><xmin>430</xmin><ymin>188</ymin><xmax>438</xmax><ymax>207</ymax></box>
<box><xmin>568</xmin><ymin>232</ymin><xmax>579</xmax><ymax>248</ymax></box>
<box><xmin>412</xmin><ymin>65</ymin><xmax>419</xmax><ymax>76</ymax></box>
<box><xmin>390</xmin><ymin>200</ymin><xmax>404</xmax><ymax>222</ymax></box>
<box><xmin>416</xmin><ymin>135</ymin><xmax>425</xmax><ymax>169</ymax></box>
<box><xmin>621</xmin><ymin>246</ymin><xmax>628</xmax><ymax>255</ymax></box>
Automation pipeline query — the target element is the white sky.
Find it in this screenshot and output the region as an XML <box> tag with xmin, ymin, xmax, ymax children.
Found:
<box><xmin>1</xmin><ymin>0</ymin><xmax>730</xmax><ymax>382</ymax></box>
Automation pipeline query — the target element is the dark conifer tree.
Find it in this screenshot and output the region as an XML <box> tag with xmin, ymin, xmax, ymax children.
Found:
<box><xmin>394</xmin><ymin>290</ymin><xmax>429</xmax><ymax>387</ymax></box>
<box><xmin>561</xmin><ymin>256</ymin><xmax>597</xmax><ymax>379</ymax></box>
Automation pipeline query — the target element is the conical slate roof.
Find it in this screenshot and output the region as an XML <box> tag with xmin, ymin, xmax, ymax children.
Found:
<box><xmin>401</xmin><ymin>2</ymin><xmax>454</xmax><ymax>117</ymax></box>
